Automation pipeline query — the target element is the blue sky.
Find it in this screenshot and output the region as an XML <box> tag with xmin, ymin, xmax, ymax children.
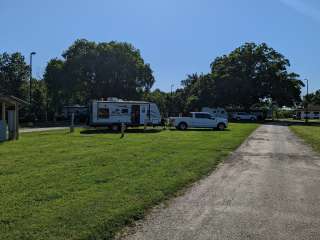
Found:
<box><xmin>0</xmin><ymin>0</ymin><xmax>319</xmax><ymax>93</ymax></box>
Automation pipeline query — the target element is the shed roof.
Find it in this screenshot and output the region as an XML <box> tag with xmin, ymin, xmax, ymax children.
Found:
<box><xmin>0</xmin><ymin>94</ymin><xmax>29</xmax><ymax>106</ymax></box>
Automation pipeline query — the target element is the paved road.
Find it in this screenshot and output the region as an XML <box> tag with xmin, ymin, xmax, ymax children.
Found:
<box><xmin>120</xmin><ymin>125</ymin><xmax>320</xmax><ymax>240</ymax></box>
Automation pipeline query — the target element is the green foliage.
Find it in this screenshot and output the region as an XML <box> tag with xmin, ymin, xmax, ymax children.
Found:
<box><xmin>0</xmin><ymin>52</ymin><xmax>29</xmax><ymax>98</ymax></box>
<box><xmin>144</xmin><ymin>89</ymin><xmax>171</xmax><ymax>117</ymax></box>
<box><xmin>44</xmin><ymin>39</ymin><xmax>155</xmax><ymax>116</ymax></box>
<box><xmin>0</xmin><ymin>124</ymin><xmax>258</xmax><ymax>240</ymax></box>
<box><xmin>303</xmin><ymin>90</ymin><xmax>320</xmax><ymax>106</ymax></box>
<box><xmin>290</xmin><ymin>126</ymin><xmax>320</xmax><ymax>152</ymax></box>
<box><xmin>275</xmin><ymin>109</ymin><xmax>294</xmax><ymax>119</ymax></box>
<box><xmin>172</xmin><ymin>43</ymin><xmax>304</xmax><ymax>113</ymax></box>
<box><xmin>181</xmin><ymin>73</ymin><xmax>216</xmax><ymax>111</ymax></box>
<box><xmin>210</xmin><ymin>42</ymin><xmax>303</xmax><ymax>109</ymax></box>
<box><xmin>30</xmin><ymin>79</ymin><xmax>48</xmax><ymax>121</ymax></box>
<box><xmin>0</xmin><ymin>42</ymin><xmax>305</xmax><ymax>121</ymax></box>
<box><xmin>43</xmin><ymin>59</ymin><xmax>66</xmax><ymax>116</ymax></box>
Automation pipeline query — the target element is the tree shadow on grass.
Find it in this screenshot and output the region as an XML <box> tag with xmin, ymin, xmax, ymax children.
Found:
<box><xmin>80</xmin><ymin>128</ymin><xmax>163</xmax><ymax>135</ymax></box>
<box><xmin>264</xmin><ymin>120</ymin><xmax>320</xmax><ymax>127</ymax></box>
<box><xmin>168</xmin><ymin>128</ymin><xmax>231</xmax><ymax>132</ymax></box>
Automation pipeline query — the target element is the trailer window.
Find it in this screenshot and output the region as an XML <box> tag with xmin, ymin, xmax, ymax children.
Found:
<box><xmin>98</xmin><ymin>107</ymin><xmax>109</xmax><ymax>119</ymax></box>
<box><xmin>121</xmin><ymin>109</ymin><xmax>129</xmax><ymax>114</ymax></box>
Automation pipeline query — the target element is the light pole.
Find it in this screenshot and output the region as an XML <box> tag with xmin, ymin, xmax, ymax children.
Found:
<box><xmin>305</xmin><ymin>78</ymin><xmax>309</xmax><ymax>124</ymax></box>
<box><xmin>29</xmin><ymin>52</ymin><xmax>36</xmax><ymax>104</ymax></box>
<box><xmin>170</xmin><ymin>84</ymin><xmax>174</xmax><ymax>117</ymax></box>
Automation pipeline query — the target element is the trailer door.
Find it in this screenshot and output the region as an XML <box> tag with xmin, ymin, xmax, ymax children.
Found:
<box><xmin>131</xmin><ymin>105</ymin><xmax>140</xmax><ymax>125</ymax></box>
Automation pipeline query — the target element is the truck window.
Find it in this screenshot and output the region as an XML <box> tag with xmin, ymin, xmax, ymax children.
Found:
<box><xmin>195</xmin><ymin>113</ymin><xmax>211</xmax><ymax>119</ymax></box>
<box><xmin>182</xmin><ymin>113</ymin><xmax>193</xmax><ymax>117</ymax></box>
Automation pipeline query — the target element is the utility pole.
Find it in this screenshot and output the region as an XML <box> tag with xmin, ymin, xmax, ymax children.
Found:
<box><xmin>29</xmin><ymin>52</ymin><xmax>36</xmax><ymax>104</ymax></box>
<box><xmin>305</xmin><ymin>78</ymin><xmax>309</xmax><ymax>124</ymax></box>
<box><xmin>170</xmin><ymin>84</ymin><xmax>174</xmax><ymax>117</ymax></box>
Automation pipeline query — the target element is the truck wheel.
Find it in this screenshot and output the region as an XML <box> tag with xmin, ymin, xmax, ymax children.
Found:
<box><xmin>236</xmin><ymin>117</ymin><xmax>241</xmax><ymax>121</ymax></box>
<box><xmin>250</xmin><ymin>117</ymin><xmax>255</xmax><ymax>121</ymax></box>
<box><xmin>178</xmin><ymin>122</ymin><xmax>188</xmax><ymax>130</ymax></box>
<box><xmin>217</xmin><ymin>123</ymin><xmax>225</xmax><ymax>131</ymax></box>
<box><xmin>111</xmin><ymin>124</ymin><xmax>120</xmax><ymax>132</ymax></box>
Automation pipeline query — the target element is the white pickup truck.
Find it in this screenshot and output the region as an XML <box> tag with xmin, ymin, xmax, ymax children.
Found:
<box><xmin>169</xmin><ymin>112</ymin><xmax>228</xmax><ymax>130</ymax></box>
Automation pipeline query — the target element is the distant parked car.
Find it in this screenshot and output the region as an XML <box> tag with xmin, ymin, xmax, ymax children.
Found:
<box><xmin>232</xmin><ymin>112</ymin><xmax>257</xmax><ymax>121</ymax></box>
<box><xmin>169</xmin><ymin>112</ymin><xmax>228</xmax><ymax>130</ymax></box>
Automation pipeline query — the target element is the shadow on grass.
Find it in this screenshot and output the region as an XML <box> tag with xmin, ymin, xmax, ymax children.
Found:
<box><xmin>80</xmin><ymin>128</ymin><xmax>163</xmax><ymax>135</ymax></box>
<box><xmin>229</xmin><ymin>120</ymin><xmax>264</xmax><ymax>124</ymax></box>
<box><xmin>264</xmin><ymin>120</ymin><xmax>320</xmax><ymax>127</ymax></box>
<box><xmin>168</xmin><ymin>128</ymin><xmax>231</xmax><ymax>132</ymax></box>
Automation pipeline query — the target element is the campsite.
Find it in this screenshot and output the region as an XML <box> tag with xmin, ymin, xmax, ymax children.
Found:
<box><xmin>2</xmin><ymin>1</ymin><xmax>320</xmax><ymax>240</ymax></box>
<box><xmin>0</xmin><ymin>123</ymin><xmax>257</xmax><ymax>239</ymax></box>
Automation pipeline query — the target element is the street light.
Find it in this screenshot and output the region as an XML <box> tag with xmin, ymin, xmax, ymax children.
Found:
<box><xmin>169</xmin><ymin>84</ymin><xmax>174</xmax><ymax>117</ymax></box>
<box><xmin>305</xmin><ymin>78</ymin><xmax>309</xmax><ymax>124</ymax></box>
<box><xmin>29</xmin><ymin>52</ymin><xmax>36</xmax><ymax>104</ymax></box>
<box><xmin>170</xmin><ymin>84</ymin><xmax>174</xmax><ymax>96</ymax></box>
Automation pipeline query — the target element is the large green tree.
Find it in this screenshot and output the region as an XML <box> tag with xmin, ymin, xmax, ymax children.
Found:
<box><xmin>211</xmin><ymin>42</ymin><xmax>304</xmax><ymax>109</ymax></box>
<box><xmin>43</xmin><ymin>59</ymin><xmax>66</xmax><ymax>115</ymax></box>
<box><xmin>303</xmin><ymin>89</ymin><xmax>320</xmax><ymax>106</ymax></box>
<box><xmin>44</xmin><ymin>39</ymin><xmax>155</xmax><ymax>116</ymax></box>
<box><xmin>0</xmin><ymin>52</ymin><xmax>29</xmax><ymax>99</ymax></box>
<box><xmin>180</xmin><ymin>73</ymin><xmax>216</xmax><ymax>111</ymax></box>
<box><xmin>30</xmin><ymin>79</ymin><xmax>47</xmax><ymax>121</ymax></box>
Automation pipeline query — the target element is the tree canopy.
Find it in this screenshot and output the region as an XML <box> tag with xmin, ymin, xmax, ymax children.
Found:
<box><xmin>304</xmin><ymin>90</ymin><xmax>320</xmax><ymax>106</ymax></box>
<box><xmin>44</xmin><ymin>39</ymin><xmax>155</xmax><ymax>114</ymax></box>
<box><xmin>0</xmin><ymin>52</ymin><xmax>29</xmax><ymax>98</ymax></box>
<box><xmin>0</xmin><ymin>41</ymin><xmax>306</xmax><ymax>121</ymax></box>
<box><xmin>211</xmin><ymin>43</ymin><xmax>303</xmax><ymax>109</ymax></box>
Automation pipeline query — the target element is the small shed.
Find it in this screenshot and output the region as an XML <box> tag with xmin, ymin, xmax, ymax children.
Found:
<box><xmin>0</xmin><ymin>94</ymin><xmax>29</xmax><ymax>141</ymax></box>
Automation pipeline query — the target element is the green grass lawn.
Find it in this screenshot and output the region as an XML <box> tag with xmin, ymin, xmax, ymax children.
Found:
<box><xmin>290</xmin><ymin>125</ymin><xmax>320</xmax><ymax>152</ymax></box>
<box><xmin>0</xmin><ymin>123</ymin><xmax>258</xmax><ymax>240</ymax></box>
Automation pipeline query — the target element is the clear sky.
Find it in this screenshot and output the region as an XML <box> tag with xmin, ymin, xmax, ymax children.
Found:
<box><xmin>0</xmin><ymin>0</ymin><xmax>319</xmax><ymax>93</ymax></box>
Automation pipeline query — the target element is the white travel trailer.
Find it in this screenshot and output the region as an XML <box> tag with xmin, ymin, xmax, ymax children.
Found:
<box><xmin>202</xmin><ymin>107</ymin><xmax>228</xmax><ymax>119</ymax></box>
<box><xmin>88</xmin><ymin>98</ymin><xmax>162</xmax><ymax>130</ymax></box>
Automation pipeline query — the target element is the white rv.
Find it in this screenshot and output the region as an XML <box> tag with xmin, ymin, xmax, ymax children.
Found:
<box><xmin>202</xmin><ymin>107</ymin><xmax>228</xmax><ymax>119</ymax></box>
<box><xmin>88</xmin><ymin>98</ymin><xmax>162</xmax><ymax>130</ymax></box>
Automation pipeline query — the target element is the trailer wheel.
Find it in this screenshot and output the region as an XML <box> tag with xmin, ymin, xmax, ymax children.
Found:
<box><xmin>178</xmin><ymin>122</ymin><xmax>188</xmax><ymax>130</ymax></box>
<box><xmin>111</xmin><ymin>124</ymin><xmax>120</xmax><ymax>132</ymax></box>
<box><xmin>217</xmin><ymin>123</ymin><xmax>226</xmax><ymax>131</ymax></box>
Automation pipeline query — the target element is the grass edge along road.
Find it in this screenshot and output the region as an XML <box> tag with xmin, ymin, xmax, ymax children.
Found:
<box><xmin>290</xmin><ymin>125</ymin><xmax>320</xmax><ymax>152</ymax></box>
<box><xmin>0</xmin><ymin>123</ymin><xmax>258</xmax><ymax>240</ymax></box>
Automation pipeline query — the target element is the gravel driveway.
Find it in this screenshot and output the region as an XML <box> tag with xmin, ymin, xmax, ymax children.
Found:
<box><xmin>119</xmin><ymin>124</ymin><xmax>320</xmax><ymax>240</ymax></box>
